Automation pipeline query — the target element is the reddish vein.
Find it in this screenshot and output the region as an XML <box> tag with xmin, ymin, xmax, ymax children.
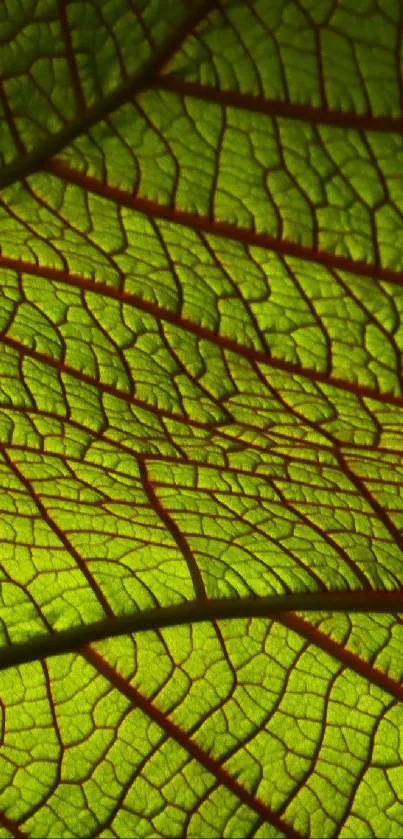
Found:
<box><xmin>45</xmin><ymin>160</ymin><xmax>403</xmax><ymax>288</ymax></box>
<box><xmin>156</xmin><ymin>76</ymin><xmax>403</xmax><ymax>133</ymax></box>
<box><xmin>1</xmin><ymin>253</ymin><xmax>403</xmax><ymax>412</ymax></box>
<box><xmin>0</xmin><ymin>812</ymin><xmax>28</xmax><ymax>839</ymax></box>
<box><xmin>83</xmin><ymin>645</ymin><xmax>303</xmax><ymax>839</ymax></box>
<box><xmin>279</xmin><ymin>611</ymin><xmax>403</xmax><ymax>701</ymax></box>
<box><xmin>1</xmin><ymin>447</ymin><xmax>113</xmax><ymax>619</ymax></box>
<box><xmin>138</xmin><ymin>456</ymin><xmax>206</xmax><ymax>599</ymax></box>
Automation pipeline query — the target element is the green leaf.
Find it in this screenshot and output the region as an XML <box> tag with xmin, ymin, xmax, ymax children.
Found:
<box><xmin>0</xmin><ymin>1</ymin><xmax>402</xmax><ymax>836</ymax></box>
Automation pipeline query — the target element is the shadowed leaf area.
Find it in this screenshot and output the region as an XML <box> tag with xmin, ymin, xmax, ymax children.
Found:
<box><xmin>0</xmin><ymin>0</ymin><xmax>403</xmax><ymax>836</ymax></box>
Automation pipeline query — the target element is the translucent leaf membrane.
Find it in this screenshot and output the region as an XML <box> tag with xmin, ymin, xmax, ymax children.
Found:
<box><xmin>0</xmin><ymin>1</ymin><xmax>402</xmax><ymax>837</ymax></box>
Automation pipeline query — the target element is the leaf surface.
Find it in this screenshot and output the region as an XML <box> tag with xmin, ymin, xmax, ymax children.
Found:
<box><xmin>0</xmin><ymin>1</ymin><xmax>403</xmax><ymax>837</ymax></box>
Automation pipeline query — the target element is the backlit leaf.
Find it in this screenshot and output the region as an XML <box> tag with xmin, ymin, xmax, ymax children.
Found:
<box><xmin>0</xmin><ymin>1</ymin><xmax>403</xmax><ymax>837</ymax></box>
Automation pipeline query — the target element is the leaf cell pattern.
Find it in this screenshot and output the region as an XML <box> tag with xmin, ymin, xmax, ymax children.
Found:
<box><xmin>0</xmin><ymin>1</ymin><xmax>403</xmax><ymax>837</ymax></box>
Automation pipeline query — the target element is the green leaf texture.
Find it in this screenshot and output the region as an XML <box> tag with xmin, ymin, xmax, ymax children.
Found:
<box><xmin>0</xmin><ymin>1</ymin><xmax>403</xmax><ymax>836</ymax></box>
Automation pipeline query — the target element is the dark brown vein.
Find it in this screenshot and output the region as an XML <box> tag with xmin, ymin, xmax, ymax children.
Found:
<box><xmin>0</xmin><ymin>591</ymin><xmax>402</xmax><ymax>674</ymax></box>
<box><xmin>0</xmin><ymin>0</ymin><xmax>219</xmax><ymax>192</ymax></box>
<box><xmin>58</xmin><ymin>0</ymin><xmax>86</xmax><ymax>114</ymax></box>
